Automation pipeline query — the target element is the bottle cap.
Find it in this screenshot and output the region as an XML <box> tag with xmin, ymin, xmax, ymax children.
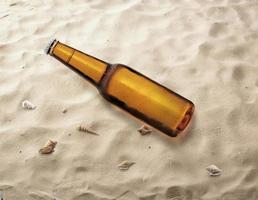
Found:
<box><xmin>44</xmin><ymin>39</ymin><xmax>58</xmax><ymax>55</ymax></box>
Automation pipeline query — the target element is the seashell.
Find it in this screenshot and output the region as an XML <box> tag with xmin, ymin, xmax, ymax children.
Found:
<box><xmin>22</xmin><ymin>100</ymin><xmax>36</xmax><ymax>110</ymax></box>
<box><xmin>117</xmin><ymin>160</ymin><xmax>135</xmax><ymax>170</ymax></box>
<box><xmin>77</xmin><ymin>125</ymin><xmax>99</xmax><ymax>135</ymax></box>
<box><xmin>39</xmin><ymin>140</ymin><xmax>57</xmax><ymax>154</ymax></box>
<box><xmin>137</xmin><ymin>125</ymin><xmax>152</xmax><ymax>135</ymax></box>
<box><xmin>206</xmin><ymin>165</ymin><xmax>222</xmax><ymax>177</ymax></box>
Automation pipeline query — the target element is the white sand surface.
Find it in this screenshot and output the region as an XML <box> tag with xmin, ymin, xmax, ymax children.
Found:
<box><xmin>1</xmin><ymin>0</ymin><xmax>258</xmax><ymax>199</ymax></box>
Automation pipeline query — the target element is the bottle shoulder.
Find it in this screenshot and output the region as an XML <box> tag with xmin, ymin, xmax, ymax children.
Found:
<box><xmin>97</xmin><ymin>63</ymin><xmax>122</xmax><ymax>93</ymax></box>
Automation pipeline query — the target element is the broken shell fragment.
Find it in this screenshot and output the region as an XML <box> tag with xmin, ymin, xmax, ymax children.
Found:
<box><xmin>206</xmin><ymin>165</ymin><xmax>222</xmax><ymax>177</ymax></box>
<box><xmin>118</xmin><ymin>160</ymin><xmax>135</xmax><ymax>170</ymax></box>
<box><xmin>138</xmin><ymin>125</ymin><xmax>152</xmax><ymax>135</ymax></box>
<box><xmin>22</xmin><ymin>100</ymin><xmax>36</xmax><ymax>110</ymax></box>
<box><xmin>39</xmin><ymin>140</ymin><xmax>57</xmax><ymax>154</ymax></box>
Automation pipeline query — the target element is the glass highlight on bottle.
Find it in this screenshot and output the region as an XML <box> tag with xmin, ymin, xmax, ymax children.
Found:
<box><xmin>45</xmin><ymin>39</ymin><xmax>194</xmax><ymax>137</ymax></box>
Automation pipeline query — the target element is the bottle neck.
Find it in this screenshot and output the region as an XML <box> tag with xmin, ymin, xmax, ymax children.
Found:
<box><xmin>48</xmin><ymin>40</ymin><xmax>109</xmax><ymax>86</ymax></box>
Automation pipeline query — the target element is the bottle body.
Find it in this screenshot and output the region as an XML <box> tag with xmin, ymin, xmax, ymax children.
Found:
<box><xmin>98</xmin><ymin>64</ymin><xmax>194</xmax><ymax>137</ymax></box>
<box><xmin>46</xmin><ymin>40</ymin><xmax>194</xmax><ymax>137</ymax></box>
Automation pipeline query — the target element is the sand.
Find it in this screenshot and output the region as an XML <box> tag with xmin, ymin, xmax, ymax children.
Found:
<box><xmin>0</xmin><ymin>0</ymin><xmax>258</xmax><ymax>199</ymax></box>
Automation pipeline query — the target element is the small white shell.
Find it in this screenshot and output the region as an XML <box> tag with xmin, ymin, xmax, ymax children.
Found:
<box><xmin>22</xmin><ymin>100</ymin><xmax>36</xmax><ymax>110</ymax></box>
<box><xmin>206</xmin><ymin>165</ymin><xmax>222</xmax><ymax>177</ymax></box>
<box><xmin>137</xmin><ymin>125</ymin><xmax>152</xmax><ymax>135</ymax></box>
<box><xmin>117</xmin><ymin>160</ymin><xmax>135</xmax><ymax>170</ymax></box>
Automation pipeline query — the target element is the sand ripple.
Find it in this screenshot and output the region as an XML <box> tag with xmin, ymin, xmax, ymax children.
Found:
<box><xmin>0</xmin><ymin>0</ymin><xmax>258</xmax><ymax>199</ymax></box>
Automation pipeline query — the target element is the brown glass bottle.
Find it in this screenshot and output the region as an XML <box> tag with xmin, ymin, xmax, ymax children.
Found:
<box><xmin>45</xmin><ymin>39</ymin><xmax>194</xmax><ymax>137</ymax></box>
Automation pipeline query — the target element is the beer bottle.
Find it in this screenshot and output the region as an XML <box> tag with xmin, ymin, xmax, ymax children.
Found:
<box><xmin>45</xmin><ymin>39</ymin><xmax>194</xmax><ymax>137</ymax></box>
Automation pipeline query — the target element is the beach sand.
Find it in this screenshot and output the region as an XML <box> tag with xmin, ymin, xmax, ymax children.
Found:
<box><xmin>0</xmin><ymin>0</ymin><xmax>258</xmax><ymax>199</ymax></box>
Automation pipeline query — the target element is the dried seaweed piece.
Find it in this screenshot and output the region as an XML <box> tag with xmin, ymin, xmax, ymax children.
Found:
<box><xmin>22</xmin><ymin>100</ymin><xmax>36</xmax><ymax>110</ymax></box>
<box><xmin>137</xmin><ymin>125</ymin><xmax>152</xmax><ymax>135</ymax></box>
<box><xmin>206</xmin><ymin>165</ymin><xmax>222</xmax><ymax>177</ymax></box>
<box><xmin>118</xmin><ymin>160</ymin><xmax>135</xmax><ymax>170</ymax></box>
<box><xmin>77</xmin><ymin>126</ymin><xmax>99</xmax><ymax>135</ymax></box>
<box><xmin>39</xmin><ymin>140</ymin><xmax>57</xmax><ymax>154</ymax></box>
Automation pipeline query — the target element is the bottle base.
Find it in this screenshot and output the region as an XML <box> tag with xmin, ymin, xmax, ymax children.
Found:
<box><xmin>176</xmin><ymin>105</ymin><xmax>194</xmax><ymax>132</ymax></box>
